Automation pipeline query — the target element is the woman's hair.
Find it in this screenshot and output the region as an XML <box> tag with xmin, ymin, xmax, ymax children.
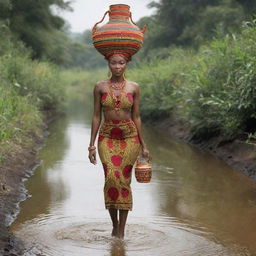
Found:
<box><xmin>107</xmin><ymin>52</ymin><xmax>130</xmax><ymax>62</ymax></box>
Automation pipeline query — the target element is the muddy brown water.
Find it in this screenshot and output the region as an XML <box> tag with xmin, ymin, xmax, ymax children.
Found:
<box><xmin>11</xmin><ymin>95</ymin><xmax>256</xmax><ymax>256</ymax></box>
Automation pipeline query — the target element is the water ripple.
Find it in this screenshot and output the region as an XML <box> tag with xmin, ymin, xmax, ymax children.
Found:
<box><xmin>13</xmin><ymin>215</ymin><xmax>247</xmax><ymax>256</ymax></box>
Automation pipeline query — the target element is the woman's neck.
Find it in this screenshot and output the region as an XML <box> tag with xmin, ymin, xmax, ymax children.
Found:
<box><xmin>110</xmin><ymin>76</ymin><xmax>125</xmax><ymax>83</ymax></box>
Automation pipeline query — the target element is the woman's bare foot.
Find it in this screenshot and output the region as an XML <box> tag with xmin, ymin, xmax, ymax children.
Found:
<box><xmin>111</xmin><ymin>225</ymin><xmax>119</xmax><ymax>237</ymax></box>
<box><xmin>118</xmin><ymin>227</ymin><xmax>124</xmax><ymax>239</ymax></box>
<box><xmin>118</xmin><ymin>210</ymin><xmax>128</xmax><ymax>239</ymax></box>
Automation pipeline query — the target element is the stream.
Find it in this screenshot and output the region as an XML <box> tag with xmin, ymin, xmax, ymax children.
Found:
<box><xmin>11</xmin><ymin>94</ymin><xmax>256</xmax><ymax>256</ymax></box>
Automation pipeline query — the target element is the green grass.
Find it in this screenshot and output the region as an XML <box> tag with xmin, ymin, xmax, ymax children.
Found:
<box><xmin>0</xmin><ymin>27</ymin><xmax>66</xmax><ymax>162</ymax></box>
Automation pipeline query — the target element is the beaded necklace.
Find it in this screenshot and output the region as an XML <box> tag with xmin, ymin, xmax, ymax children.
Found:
<box><xmin>108</xmin><ymin>79</ymin><xmax>126</xmax><ymax>114</ymax></box>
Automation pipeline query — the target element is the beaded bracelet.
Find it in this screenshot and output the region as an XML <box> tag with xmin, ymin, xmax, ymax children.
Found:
<box><xmin>88</xmin><ymin>145</ymin><xmax>96</xmax><ymax>151</ymax></box>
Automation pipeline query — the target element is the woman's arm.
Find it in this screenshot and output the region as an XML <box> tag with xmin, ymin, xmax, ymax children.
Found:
<box><xmin>132</xmin><ymin>83</ymin><xmax>150</xmax><ymax>158</ymax></box>
<box><xmin>88</xmin><ymin>83</ymin><xmax>102</xmax><ymax>164</ymax></box>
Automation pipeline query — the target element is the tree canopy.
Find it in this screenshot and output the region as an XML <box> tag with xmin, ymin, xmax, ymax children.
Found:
<box><xmin>0</xmin><ymin>0</ymin><xmax>72</xmax><ymax>64</ymax></box>
<box><xmin>141</xmin><ymin>0</ymin><xmax>256</xmax><ymax>52</ymax></box>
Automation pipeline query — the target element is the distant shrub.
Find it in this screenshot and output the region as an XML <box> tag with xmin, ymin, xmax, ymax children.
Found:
<box><xmin>0</xmin><ymin>87</ymin><xmax>41</xmax><ymax>142</ymax></box>
<box><xmin>128</xmin><ymin>48</ymin><xmax>195</xmax><ymax>120</ymax></box>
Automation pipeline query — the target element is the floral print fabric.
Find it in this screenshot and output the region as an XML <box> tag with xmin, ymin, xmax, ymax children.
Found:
<box><xmin>98</xmin><ymin>119</ymin><xmax>141</xmax><ymax>210</ymax></box>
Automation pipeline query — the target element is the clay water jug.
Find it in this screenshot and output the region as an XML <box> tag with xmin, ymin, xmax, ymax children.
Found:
<box><xmin>92</xmin><ymin>4</ymin><xmax>146</xmax><ymax>60</ymax></box>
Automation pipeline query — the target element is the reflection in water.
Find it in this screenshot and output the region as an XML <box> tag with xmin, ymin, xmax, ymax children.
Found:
<box><xmin>144</xmin><ymin>127</ymin><xmax>256</xmax><ymax>253</ymax></box>
<box><xmin>11</xmin><ymin>93</ymin><xmax>256</xmax><ymax>255</ymax></box>
<box><xmin>110</xmin><ymin>240</ymin><xmax>126</xmax><ymax>256</ymax></box>
<box><xmin>11</xmin><ymin>117</ymin><xmax>70</xmax><ymax>225</ymax></box>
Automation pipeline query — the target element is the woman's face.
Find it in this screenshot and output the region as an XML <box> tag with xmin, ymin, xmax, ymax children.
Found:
<box><xmin>108</xmin><ymin>55</ymin><xmax>127</xmax><ymax>77</ymax></box>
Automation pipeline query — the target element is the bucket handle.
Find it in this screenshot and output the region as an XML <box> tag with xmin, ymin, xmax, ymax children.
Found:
<box><xmin>130</xmin><ymin>12</ymin><xmax>147</xmax><ymax>34</ymax></box>
<box><xmin>137</xmin><ymin>153</ymin><xmax>152</xmax><ymax>164</ymax></box>
<box><xmin>92</xmin><ymin>10</ymin><xmax>109</xmax><ymax>35</ymax></box>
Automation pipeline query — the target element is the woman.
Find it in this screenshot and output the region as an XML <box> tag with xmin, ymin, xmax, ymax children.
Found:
<box><xmin>88</xmin><ymin>53</ymin><xmax>149</xmax><ymax>239</ymax></box>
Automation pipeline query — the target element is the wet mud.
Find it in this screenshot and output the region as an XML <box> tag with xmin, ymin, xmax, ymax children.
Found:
<box><xmin>0</xmin><ymin>113</ymin><xmax>56</xmax><ymax>256</ymax></box>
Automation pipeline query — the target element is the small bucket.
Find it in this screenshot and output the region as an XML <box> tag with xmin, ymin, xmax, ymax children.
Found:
<box><xmin>135</xmin><ymin>156</ymin><xmax>152</xmax><ymax>183</ymax></box>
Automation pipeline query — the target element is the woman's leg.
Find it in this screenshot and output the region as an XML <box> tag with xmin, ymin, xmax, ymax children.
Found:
<box><xmin>109</xmin><ymin>208</ymin><xmax>119</xmax><ymax>237</ymax></box>
<box><xmin>119</xmin><ymin>210</ymin><xmax>129</xmax><ymax>238</ymax></box>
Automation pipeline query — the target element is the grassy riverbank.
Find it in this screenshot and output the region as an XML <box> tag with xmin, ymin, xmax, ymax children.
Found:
<box><xmin>0</xmin><ymin>30</ymin><xmax>65</xmax><ymax>165</ymax></box>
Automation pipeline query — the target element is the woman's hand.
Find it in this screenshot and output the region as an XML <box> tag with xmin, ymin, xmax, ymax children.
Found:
<box><xmin>88</xmin><ymin>149</ymin><xmax>97</xmax><ymax>165</ymax></box>
<box><xmin>142</xmin><ymin>147</ymin><xmax>150</xmax><ymax>160</ymax></box>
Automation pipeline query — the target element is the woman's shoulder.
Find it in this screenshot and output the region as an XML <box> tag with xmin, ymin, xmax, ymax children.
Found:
<box><xmin>126</xmin><ymin>80</ymin><xmax>139</xmax><ymax>89</ymax></box>
<box><xmin>95</xmin><ymin>79</ymin><xmax>109</xmax><ymax>86</ymax></box>
<box><xmin>95</xmin><ymin>79</ymin><xmax>109</xmax><ymax>91</ymax></box>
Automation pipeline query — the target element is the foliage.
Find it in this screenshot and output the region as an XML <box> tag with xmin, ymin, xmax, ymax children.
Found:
<box><xmin>60</xmin><ymin>68</ymin><xmax>107</xmax><ymax>95</ymax></box>
<box><xmin>1</xmin><ymin>52</ymin><xmax>65</xmax><ymax>112</ymax></box>
<box><xmin>65</xmin><ymin>41</ymin><xmax>106</xmax><ymax>69</ymax></box>
<box><xmin>0</xmin><ymin>0</ymin><xmax>72</xmax><ymax>64</ymax></box>
<box><xmin>127</xmin><ymin>47</ymin><xmax>194</xmax><ymax>120</ymax></box>
<box><xmin>0</xmin><ymin>87</ymin><xmax>41</xmax><ymax>143</ymax></box>
<box><xmin>0</xmin><ymin>27</ymin><xmax>65</xmax><ymax>148</ymax></box>
<box><xmin>128</xmin><ymin>20</ymin><xmax>256</xmax><ymax>139</ymax></box>
<box><xmin>139</xmin><ymin>0</ymin><xmax>255</xmax><ymax>53</ymax></box>
<box><xmin>64</xmin><ymin>29</ymin><xmax>106</xmax><ymax>69</ymax></box>
<box><xmin>185</xmin><ymin>20</ymin><xmax>256</xmax><ymax>138</ymax></box>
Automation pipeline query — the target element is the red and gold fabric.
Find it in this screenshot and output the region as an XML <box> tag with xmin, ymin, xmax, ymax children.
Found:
<box><xmin>98</xmin><ymin>119</ymin><xmax>141</xmax><ymax>210</ymax></box>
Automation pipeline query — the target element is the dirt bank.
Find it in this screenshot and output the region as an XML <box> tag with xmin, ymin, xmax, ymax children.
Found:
<box><xmin>152</xmin><ymin>116</ymin><xmax>256</xmax><ymax>178</ymax></box>
<box><xmin>0</xmin><ymin>113</ymin><xmax>57</xmax><ymax>256</ymax></box>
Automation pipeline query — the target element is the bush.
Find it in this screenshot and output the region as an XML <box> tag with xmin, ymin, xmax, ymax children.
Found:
<box><xmin>0</xmin><ymin>87</ymin><xmax>41</xmax><ymax>143</ymax></box>
<box><xmin>185</xmin><ymin>20</ymin><xmax>256</xmax><ymax>138</ymax></box>
<box><xmin>128</xmin><ymin>48</ymin><xmax>195</xmax><ymax>120</ymax></box>
<box><xmin>128</xmin><ymin>19</ymin><xmax>256</xmax><ymax>140</ymax></box>
<box><xmin>0</xmin><ymin>26</ymin><xmax>65</xmax><ymax>156</ymax></box>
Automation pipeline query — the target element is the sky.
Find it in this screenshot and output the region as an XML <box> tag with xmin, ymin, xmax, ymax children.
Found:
<box><xmin>57</xmin><ymin>0</ymin><xmax>156</xmax><ymax>33</ymax></box>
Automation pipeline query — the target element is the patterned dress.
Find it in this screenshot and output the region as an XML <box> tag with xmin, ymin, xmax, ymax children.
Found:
<box><xmin>98</xmin><ymin>92</ymin><xmax>141</xmax><ymax>210</ymax></box>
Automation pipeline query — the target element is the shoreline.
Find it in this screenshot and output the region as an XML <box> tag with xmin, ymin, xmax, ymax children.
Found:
<box><xmin>151</xmin><ymin>116</ymin><xmax>256</xmax><ymax>179</ymax></box>
<box><xmin>0</xmin><ymin>112</ymin><xmax>58</xmax><ymax>256</ymax></box>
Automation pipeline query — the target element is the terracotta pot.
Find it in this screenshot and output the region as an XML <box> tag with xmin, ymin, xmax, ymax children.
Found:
<box><xmin>92</xmin><ymin>4</ymin><xmax>146</xmax><ymax>60</ymax></box>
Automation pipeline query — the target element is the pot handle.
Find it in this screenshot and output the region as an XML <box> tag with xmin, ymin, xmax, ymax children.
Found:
<box><xmin>92</xmin><ymin>11</ymin><xmax>109</xmax><ymax>35</ymax></box>
<box><xmin>130</xmin><ymin>13</ymin><xmax>147</xmax><ymax>34</ymax></box>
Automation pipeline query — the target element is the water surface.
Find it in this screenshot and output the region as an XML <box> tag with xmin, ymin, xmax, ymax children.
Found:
<box><xmin>11</xmin><ymin>95</ymin><xmax>256</xmax><ymax>256</ymax></box>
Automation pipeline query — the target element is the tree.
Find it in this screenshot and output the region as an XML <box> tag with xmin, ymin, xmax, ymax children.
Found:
<box><xmin>236</xmin><ymin>0</ymin><xmax>256</xmax><ymax>14</ymax></box>
<box><xmin>144</xmin><ymin>0</ymin><xmax>252</xmax><ymax>50</ymax></box>
<box><xmin>1</xmin><ymin>0</ymin><xmax>72</xmax><ymax>63</ymax></box>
